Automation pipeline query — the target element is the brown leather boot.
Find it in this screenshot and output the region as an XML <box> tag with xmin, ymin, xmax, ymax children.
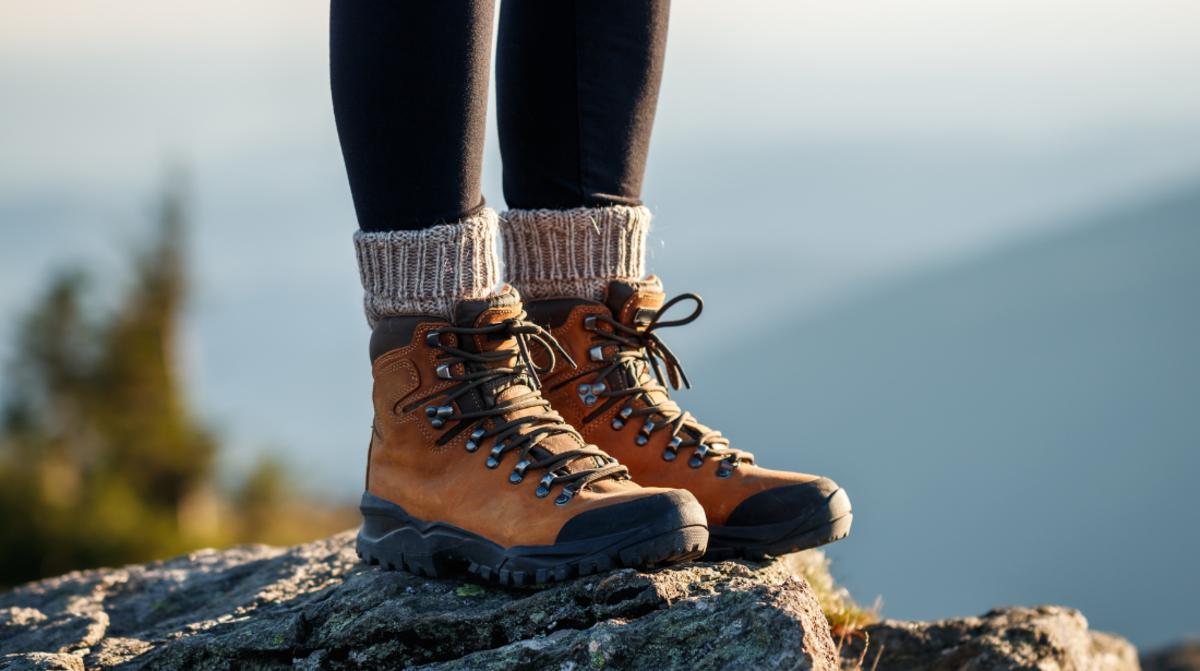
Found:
<box><xmin>524</xmin><ymin>278</ymin><xmax>852</xmax><ymax>560</ymax></box>
<box><xmin>356</xmin><ymin>287</ymin><xmax>709</xmax><ymax>585</ymax></box>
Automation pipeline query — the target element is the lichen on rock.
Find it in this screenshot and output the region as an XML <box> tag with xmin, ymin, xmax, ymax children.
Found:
<box><xmin>0</xmin><ymin>532</ymin><xmax>1147</xmax><ymax>670</ymax></box>
<box><xmin>0</xmin><ymin>531</ymin><xmax>838</xmax><ymax>670</ymax></box>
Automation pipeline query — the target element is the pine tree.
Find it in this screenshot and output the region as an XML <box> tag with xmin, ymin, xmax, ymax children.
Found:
<box><xmin>0</xmin><ymin>181</ymin><xmax>217</xmax><ymax>585</ymax></box>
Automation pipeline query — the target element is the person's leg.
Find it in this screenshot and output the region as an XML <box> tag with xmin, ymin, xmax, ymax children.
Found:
<box><xmin>496</xmin><ymin>0</ymin><xmax>668</xmax><ymax>211</ymax></box>
<box><xmin>495</xmin><ymin>0</ymin><xmax>667</xmax><ymax>301</ymax></box>
<box><xmin>333</xmin><ymin>0</ymin><xmax>498</xmax><ymax>324</ymax></box>
<box><xmin>496</xmin><ymin>0</ymin><xmax>852</xmax><ymax>559</ymax></box>
<box><xmin>331</xmin><ymin>0</ymin><xmax>708</xmax><ymax>581</ymax></box>
<box><xmin>331</xmin><ymin>0</ymin><xmax>492</xmax><ymax>231</ymax></box>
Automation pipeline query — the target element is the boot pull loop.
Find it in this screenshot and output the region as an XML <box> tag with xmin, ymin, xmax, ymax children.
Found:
<box><xmin>638</xmin><ymin>293</ymin><xmax>703</xmax><ymax>391</ymax></box>
<box><xmin>645</xmin><ymin>292</ymin><xmax>704</xmax><ymax>331</ymax></box>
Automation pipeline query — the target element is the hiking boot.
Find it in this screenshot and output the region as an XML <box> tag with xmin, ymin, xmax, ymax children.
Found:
<box><xmin>356</xmin><ymin>287</ymin><xmax>709</xmax><ymax>584</ymax></box>
<box><xmin>524</xmin><ymin>278</ymin><xmax>852</xmax><ymax>560</ymax></box>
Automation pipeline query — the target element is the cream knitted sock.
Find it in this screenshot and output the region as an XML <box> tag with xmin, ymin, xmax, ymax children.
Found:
<box><xmin>499</xmin><ymin>205</ymin><xmax>651</xmax><ymax>301</ymax></box>
<box><xmin>353</xmin><ymin>208</ymin><xmax>501</xmax><ymax>326</ymax></box>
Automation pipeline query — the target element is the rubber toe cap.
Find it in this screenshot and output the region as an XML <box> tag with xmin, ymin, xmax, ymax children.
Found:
<box><xmin>556</xmin><ymin>489</ymin><xmax>707</xmax><ymax>543</ymax></box>
<box><xmin>724</xmin><ymin>477</ymin><xmax>851</xmax><ymax>528</ymax></box>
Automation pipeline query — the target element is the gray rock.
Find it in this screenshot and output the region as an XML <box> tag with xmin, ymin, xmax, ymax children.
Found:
<box><xmin>0</xmin><ymin>531</ymin><xmax>838</xmax><ymax>670</ymax></box>
<box><xmin>840</xmin><ymin>605</ymin><xmax>1139</xmax><ymax>671</ymax></box>
<box><xmin>0</xmin><ymin>652</ymin><xmax>85</xmax><ymax>671</ymax></box>
<box><xmin>0</xmin><ymin>531</ymin><xmax>1147</xmax><ymax>671</ymax></box>
<box><xmin>1142</xmin><ymin>640</ymin><xmax>1200</xmax><ymax>671</ymax></box>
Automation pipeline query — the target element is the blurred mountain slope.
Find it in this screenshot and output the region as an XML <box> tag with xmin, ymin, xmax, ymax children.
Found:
<box><xmin>683</xmin><ymin>180</ymin><xmax>1200</xmax><ymax>647</ymax></box>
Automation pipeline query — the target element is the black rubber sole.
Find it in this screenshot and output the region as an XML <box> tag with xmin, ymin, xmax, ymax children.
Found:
<box><xmin>355</xmin><ymin>492</ymin><xmax>709</xmax><ymax>586</ymax></box>
<box><xmin>704</xmin><ymin>487</ymin><xmax>853</xmax><ymax>560</ymax></box>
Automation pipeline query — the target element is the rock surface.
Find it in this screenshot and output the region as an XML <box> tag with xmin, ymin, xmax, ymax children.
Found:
<box><xmin>840</xmin><ymin>606</ymin><xmax>1139</xmax><ymax>671</ymax></box>
<box><xmin>0</xmin><ymin>531</ymin><xmax>1145</xmax><ymax>671</ymax></box>
<box><xmin>0</xmin><ymin>531</ymin><xmax>837</xmax><ymax>670</ymax></box>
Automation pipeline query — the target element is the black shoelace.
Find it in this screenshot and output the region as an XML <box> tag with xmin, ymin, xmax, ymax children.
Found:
<box><xmin>410</xmin><ymin>317</ymin><xmax>628</xmax><ymax>504</ymax></box>
<box><xmin>574</xmin><ymin>293</ymin><xmax>754</xmax><ymax>478</ymax></box>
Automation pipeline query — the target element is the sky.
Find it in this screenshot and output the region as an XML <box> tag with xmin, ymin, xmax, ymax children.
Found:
<box><xmin>4</xmin><ymin>0</ymin><xmax>1200</xmax><ymax>187</ymax></box>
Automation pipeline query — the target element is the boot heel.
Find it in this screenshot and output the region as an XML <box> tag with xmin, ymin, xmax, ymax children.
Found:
<box><xmin>356</xmin><ymin>493</ymin><xmax>455</xmax><ymax>577</ymax></box>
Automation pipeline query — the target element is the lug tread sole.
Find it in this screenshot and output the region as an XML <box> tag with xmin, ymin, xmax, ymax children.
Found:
<box><xmin>357</xmin><ymin>524</ymin><xmax>708</xmax><ymax>587</ymax></box>
<box><xmin>703</xmin><ymin>512</ymin><xmax>853</xmax><ymax>561</ymax></box>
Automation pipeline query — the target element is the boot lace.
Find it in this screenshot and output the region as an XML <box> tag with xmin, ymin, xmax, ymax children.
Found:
<box><xmin>571</xmin><ymin>293</ymin><xmax>754</xmax><ymax>478</ymax></box>
<box><xmin>412</xmin><ymin>317</ymin><xmax>629</xmax><ymax>504</ymax></box>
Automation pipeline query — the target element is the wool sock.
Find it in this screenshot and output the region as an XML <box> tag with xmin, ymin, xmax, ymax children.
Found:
<box><xmin>499</xmin><ymin>205</ymin><xmax>651</xmax><ymax>301</ymax></box>
<box><xmin>353</xmin><ymin>208</ymin><xmax>501</xmax><ymax>325</ymax></box>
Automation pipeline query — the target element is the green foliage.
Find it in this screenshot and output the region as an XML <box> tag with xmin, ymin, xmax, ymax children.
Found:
<box><xmin>0</xmin><ymin>181</ymin><xmax>353</xmax><ymax>587</ymax></box>
<box><xmin>0</xmin><ymin>184</ymin><xmax>212</xmax><ymax>585</ymax></box>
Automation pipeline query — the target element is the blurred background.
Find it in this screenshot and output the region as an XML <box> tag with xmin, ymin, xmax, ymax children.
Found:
<box><xmin>2</xmin><ymin>0</ymin><xmax>1197</xmax><ymax>650</ymax></box>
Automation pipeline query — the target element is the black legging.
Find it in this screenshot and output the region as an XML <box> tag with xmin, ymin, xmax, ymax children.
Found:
<box><xmin>330</xmin><ymin>0</ymin><xmax>670</xmax><ymax>232</ymax></box>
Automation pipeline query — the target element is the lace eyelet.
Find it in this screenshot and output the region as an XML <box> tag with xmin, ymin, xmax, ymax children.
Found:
<box><xmin>535</xmin><ymin>474</ymin><xmax>555</xmax><ymax>498</ymax></box>
<box><xmin>425</xmin><ymin>405</ymin><xmax>453</xmax><ymax>428</ymax></box>
<box><xmin>577</xmin><ymin>382</ymin><xmax>606</xmax><ymax>406</ymax></box>
<box><xmin>638</xmin><ymin>420</ymin><xmax>657</xmax><ymax>446</ymax></box>
<box><xmin>486</xmin><ymin>443</ymin><xmax>506</xmax><ymax>469</ymax></box>
<box><xmin>589</xmin><ymin>345</ymin><xmax>606</xmax><ymax>362</ymax></box>
<box><xmin>611</xmin><ymin>405</ymin><xmax>633</xmax><ymax>430</ymax></box>
<box><xmin>436</xmin><ymin>363</ymin><xmax>452</xmax><ymax>380</ymax></box>
<box><xmin>716</xmin><ymin>461</ymin><xmax>734</xmax><ymax>478</ymax></box>
<box><xmin>509</xmin><ymin>459</ymin><xmax>531</xmax><ymax>484</ymax></box>
<box><xmin>554</xmin><ymin>487</ymin><xmax>576</xmax><ymax>505</ymax></box>
<box><xmin>662</xmin><ymin>448</ymin><xmax>677</xmax><ymax>462</ymax></box>
<box><xmin>425</xmin><ymin>331</ymin><xmax>441</xmax><ymax>347</ymax></box>
<box><xmin>668</xmin><ymin>436</ymin><xmax>682</xmax><ymax>449</ymax></box>
<box><xmin>583</xmin><ymin>315</ymin><xmax>598</xmax><ymax>330</ymax></box>
<box><xmin>465</xmin><ymin>427</ymin><xmax>486</xmax><ymax>452</ymax></box>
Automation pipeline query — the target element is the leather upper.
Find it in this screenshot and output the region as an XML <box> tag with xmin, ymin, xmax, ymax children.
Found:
<box><xmin>528</xmin><ymin>278</ymin><xmax>824</xmax><ymax>527</ymax></box>
<box><xmin>365</xmin><ymin>289</ymin><xmax>680</xmax><ymax>547</ymax></box>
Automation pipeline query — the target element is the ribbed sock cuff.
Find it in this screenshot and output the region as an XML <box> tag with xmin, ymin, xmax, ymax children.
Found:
<box><xmin>353</xmin><ymin>209</ymin><xmax>501</xmax><ymax>326</ymax></box>
<box><xmin>499</xmin><ymin>205</ymin><xmax>651</xmax><ymax>301</ymax></box>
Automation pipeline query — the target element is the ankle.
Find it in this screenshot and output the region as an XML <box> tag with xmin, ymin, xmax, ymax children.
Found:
<box><xmin>499</xmin><ymin>205</ymin><xmax>651</xmax><ymax>301</ymax></box>
<box><xmin>353</xmin><ymin>209</ymin><xmax>501</xmax><ymax>326</ymax></box>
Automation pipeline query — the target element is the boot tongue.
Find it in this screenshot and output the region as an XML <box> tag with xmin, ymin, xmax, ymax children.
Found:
<box><xmin>454</xmin><ymin>285</ymin><xmax>523</xmax><ymax>330</ymax></box>
<box><xmin>452</xmin><ymin>285</ymin><xmax>524</xmax><ymax>384</ymax></box>
<box><xmin>604</xmin><ymin>276</ymin><xmax>665</xmax><ymax>330</ymax></box>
